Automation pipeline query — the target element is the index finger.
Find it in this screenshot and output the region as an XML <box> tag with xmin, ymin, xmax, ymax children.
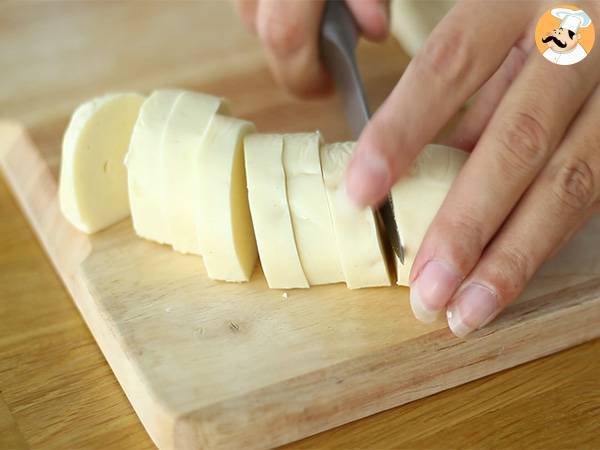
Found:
<box><xmin>344</xmin><ymin>0</ymin><xmax>540</xmax><ymax>206</ymax></box>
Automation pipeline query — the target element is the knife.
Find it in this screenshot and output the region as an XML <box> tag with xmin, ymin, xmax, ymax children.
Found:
<box><xmin>320</xmin><ymin>0</ymin><xmax>404</xmax><ymax>264</ymax></box>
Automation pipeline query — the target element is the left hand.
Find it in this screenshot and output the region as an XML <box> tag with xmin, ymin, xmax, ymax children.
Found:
<box><xmin>344</xmin><ymin>1</ymin><xmax>600</xmax><ymax>337</ymax></box>
<box><xmin>233</xmin><ymin>0</ymin><xmax>389</xmax><ymax>97</ymax></box>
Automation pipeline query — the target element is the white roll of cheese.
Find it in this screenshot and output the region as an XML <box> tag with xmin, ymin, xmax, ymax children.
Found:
<box><xmin>62</xmin><ymin>87</ymin><xmax>469</xmax><ymax>293</ymax></box>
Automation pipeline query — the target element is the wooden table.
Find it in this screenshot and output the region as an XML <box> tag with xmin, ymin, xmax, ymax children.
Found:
<box><xmin>1</xmin><ymin>2</ymin><xmax>598</xmax><ymax>449</ymax></box>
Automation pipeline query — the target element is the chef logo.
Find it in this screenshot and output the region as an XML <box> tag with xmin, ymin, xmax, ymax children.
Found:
<box><xmin>535</xmin><ymin>5</ymin><xmax>595</xmax><ymax>65</ymax></box>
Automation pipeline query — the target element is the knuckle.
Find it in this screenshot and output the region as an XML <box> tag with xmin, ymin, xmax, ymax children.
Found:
<box><xmin>283</xmin><ymin>67</ymin><xmax>330</xmax><ymax>98</ymax></box>
<box><xmin>481</xmin><ymin>246</ymin><xmax>530</xmax><ymax>304</ymax></box>
<box><xmin>550</xmin><ymin>158</ymin><xmax>597</xmax><ymax>212</ymax></box>
<box><xmin>436</xmin><ymin>212</ymin><xmax>486</xmax><ymax>273</ymax></box>
<box><xmin>450</xmin><ymin>213</ymin><xmax>486</xmax><ymax>248</ymax></box>
<box><xmin>258</xmin><ymin>18</ymin><xmax>306</xmax><ymax>58</ymax></box>
<box><xmin>495</xmin><ymin>110</ymin><xmax>550</xmax><ymax>176</ymax></box>
<box><xmin>414</xmin><ymin>27</ymin><xmax>471</xmax><ymax>86</ymax></box>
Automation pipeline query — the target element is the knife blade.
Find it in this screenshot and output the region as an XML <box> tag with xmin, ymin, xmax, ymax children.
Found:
<box><xmin>320</xmin><ymin>0</ymin><xmax>404</xmax><ymax>264</ymax></box>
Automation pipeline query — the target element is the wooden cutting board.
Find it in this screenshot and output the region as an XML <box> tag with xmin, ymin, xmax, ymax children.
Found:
<box><xmin>3</xmin><ymin>113</ymin><xmax>600</xmax><ymax>450</ymax></box>
<box><xmin>1</xmin><ymin>3</ymin><xmax>599</xmax><ymax>449</ymax></box>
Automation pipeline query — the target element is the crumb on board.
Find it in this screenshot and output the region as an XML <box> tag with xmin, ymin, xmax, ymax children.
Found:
<box><xmin>282</xmin><ymin>292</ymin><xmax>288</xmax><ymax>300</ymax></box>
<box><xmin>165</xmin><ymin>306</ymin><xmax>173</xmax><ymax>313</ymax></box>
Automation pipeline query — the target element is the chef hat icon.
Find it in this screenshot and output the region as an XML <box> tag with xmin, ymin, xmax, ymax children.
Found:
<box><xmin>551</xmin><ymin>8</ymin><xmax>592</xmax><ymax>33</ymax></box>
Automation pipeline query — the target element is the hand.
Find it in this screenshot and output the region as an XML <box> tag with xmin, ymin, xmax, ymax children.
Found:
<box><xmin>344</xmin><ymin>0</ymin><xmax>600</xmax><ymax>337</ymax></box>
<box><xmin>233</xmin><ymin>0</ymin><xmax>390</xmax><ymax>97</ymax></box>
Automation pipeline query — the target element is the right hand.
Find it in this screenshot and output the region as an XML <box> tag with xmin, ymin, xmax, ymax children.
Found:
<box><xmin>234</xmin><ymin>0</ymin><xmax>390</xmax><ymax>97</ymax></box>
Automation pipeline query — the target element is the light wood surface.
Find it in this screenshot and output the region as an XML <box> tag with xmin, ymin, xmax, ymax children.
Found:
<box><xmin>1</xmin><ymin>2</ymin><xmax>599</xmax><ymax>449</ymax></box>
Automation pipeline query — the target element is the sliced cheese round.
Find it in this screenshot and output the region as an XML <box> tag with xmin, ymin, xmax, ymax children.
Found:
<box><xmin>125</xmin><ymin>89</ymin><xmax>182</xmax><ymax>245</ymax></box>
<box><xmin>321</xmin><ymin>142</ymin><xmax>391</xmax><ymax>289</ymax></box>
<box><xmin>282</xmin><ymin>133</ymin><xmax>344</xmax><ymax>285</ymax></box>
<box><xmin>160</xmin><ymin>91</ymin><xmax>226</xmax><ymax>254</ymax></box>
<box><xmin>59</xmin><ymin>92</ymin><xmax>145</xmax><ymax>234</ymax></box>
<box><xmin>196</xmin><ymin>115</ymin><xmax>257</xmax><ymax>282</ymax></box>
<box><xmin>391</xmin><ymin>144</ymin><xmax>468</xmax><ymax>286</ymax></box>
<box><xmin>244</xmin><ymin>134</ymin><xmax>309</xmax><ymax>289</ymax></box>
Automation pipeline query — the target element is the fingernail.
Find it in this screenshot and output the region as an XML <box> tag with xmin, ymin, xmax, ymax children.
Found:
<box><xmin>409</xmin><ymin>260</ymin><xmax>461</xmax><ymax>323</ymax></box>
<box><xmin>344</xmin><ymin>151</ymin><xmax>390</xmax><ymax>207</ymax></box>
<box><xmin>446</xmin><ymin>283</ymin><xmax>499</xmax><ymax>338</ymax></box>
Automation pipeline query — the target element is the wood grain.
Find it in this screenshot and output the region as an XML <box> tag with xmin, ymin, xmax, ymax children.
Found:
<box><xmin>1</xmin><ymin>2</ymin><xmax>599</xmax><ymax>449</ymax></box>
<box><xmin>0</xmin><ymin>393</ymin><xmax>27</xmax><ymax>450</ymax></box>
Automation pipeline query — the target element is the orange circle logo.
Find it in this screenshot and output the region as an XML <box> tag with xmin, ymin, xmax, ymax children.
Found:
<box><xmin>535</xmin><ymin>5</ymin><xmax>595</xmax><ymax>65</ymax></box>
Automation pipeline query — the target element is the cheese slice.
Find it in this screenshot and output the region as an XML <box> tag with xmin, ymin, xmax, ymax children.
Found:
<box><xmin>125</xmin><ymin>89</ymin><xmax>182</xmax><ymax>245</ymax></box>
<box><xmin>59</xmin><ymin>92</ymin><xmax>145</xmax><ymax>233</ymax></box>
<box><xmin>282</xmin><ymin>133</ymin><xmax>344</xmax><ymax>285</ymax></box>
<box><xmin>160</xmin><ymin>91</ymin><xmax>226</xmax><ymax>254</ymax></box>
<box><xmin>196</xmin><ymin>115</ymin><xmax>257</xmax><ymax>281</ymax></box>
<box><xmin>321</xmin><ymin>142</ymin><xmax>391</xmax><ymax>289</ymax></box>
<box><xmin>392</xmin><ymin>144</ymin><xmax>468</xmax><ymax>286</ymax></box>
<box><xmin>244</xmin><ymin>134</ymin><xmax>309</xmax><ymax>289</ymax></box>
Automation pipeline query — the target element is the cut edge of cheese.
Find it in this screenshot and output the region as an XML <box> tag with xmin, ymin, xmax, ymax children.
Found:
<box><xmin>196</xmin><ymin>115</ymin><xmax>257</xmax><ymax>282</ymax></box>
<box><xmin>321</xmin><ymin>142</ymin><xmax>392</xmax><ymax>289</ymax></box>
<box><xmin>282</xmin><ymin>132</ymin><xmax>344</xmax><ymax>285</ymax></box>
<box><xmin>125</xmin><ymin>89</ymin><xmax>183</xmax><ymax>245</ymax></box>
<box><xmin>244</xmin><ymin>133</ymin><xmax>309</xmax><ymax>289</ymax></box>
<box><xmin>59</xmin><ymin>92</ymin><xmax>145</xmax><ymax>234</ymax></box>
<box><xmin>160</xmin><ymin>90</ymin><xmax>226</xmax><ymax>255</ymax></box>
<box><xmin>392</xmin><ymin>144</ymin><xmax>469</xmax><ymax>286</ymax></box>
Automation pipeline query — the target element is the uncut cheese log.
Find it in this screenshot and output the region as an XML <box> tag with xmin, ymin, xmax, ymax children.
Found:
<box><xmin>196</xmin><ymin>115</ymin><xmax>257</xmax><ymax>282</ymax></box>
<box><xmin>60</xmin><ymin>92</ymin><xmax>145</xmax><ymax>233</ymax></box>
<box><xmin>125</xmin><ymin>90</ymin><xmax>182</xmax><ymax>245</ymax></box>
<box><xmin>282</xmin><ymin>133</ymin><xmax>344</xmax><ymax>285</ymax></box>
<box><xmin>160</xmin><ymin>91</ymin><xmax>226</xmax><ymax>254</ymax></box>
<box><xmin>245</xmin><ymin>134</ymin><xmax>309</xmax><ymax>289</ymax></box>
<box><xmin>321</xmin><ymin>142</ymin><xmax>391</xmax><ymax>289</ymax></box>
<box><xmin>392</xmin><ymin>144</ymin><xmax>468</xmax><ymax>286</ymax></box>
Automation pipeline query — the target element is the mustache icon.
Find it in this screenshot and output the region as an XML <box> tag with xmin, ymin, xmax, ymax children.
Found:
<box><xmin>542</xmin><ymin>35</ymin><xmax>567</xmax><ymax>48</ymax></box>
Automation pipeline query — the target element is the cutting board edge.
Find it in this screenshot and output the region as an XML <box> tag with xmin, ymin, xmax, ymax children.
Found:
<box><xmin>2</xmin><ymin>121</ymin><xmax>599</xmax><ymax>450</ymax></box>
